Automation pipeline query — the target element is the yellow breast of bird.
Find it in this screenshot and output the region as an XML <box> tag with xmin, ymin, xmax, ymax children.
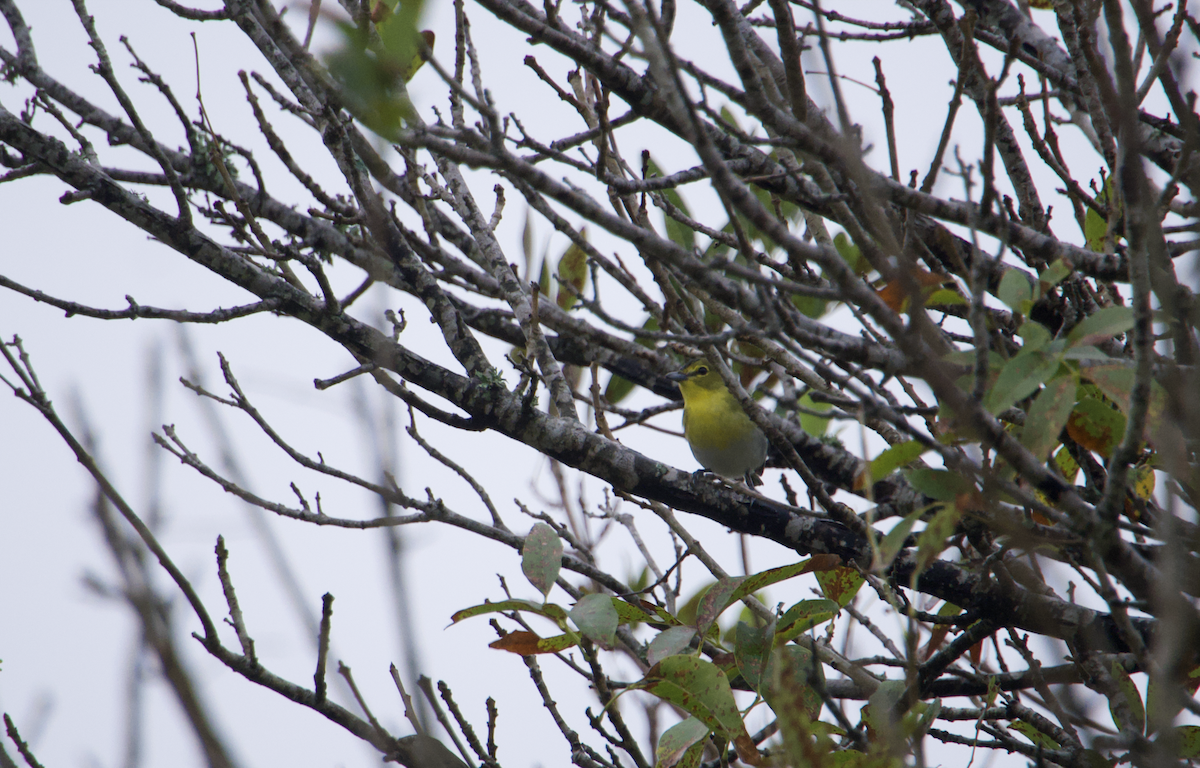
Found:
<box><xmin>682</xmin><ymin>389</ymin><xmax>767</xmax><ymax>478</ymax></box>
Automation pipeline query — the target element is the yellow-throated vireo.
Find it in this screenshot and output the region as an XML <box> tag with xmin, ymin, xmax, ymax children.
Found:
<box><xmin>667</xmin><ymin>360</ymin><xmax>768</xmax><ymax>486</ymax></box>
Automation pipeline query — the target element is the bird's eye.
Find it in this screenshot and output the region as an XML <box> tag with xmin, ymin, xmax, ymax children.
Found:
<box><xmin>696</xmin><ymin>366</ymin><xmax>708</xmax><ymax>375</ymax></box>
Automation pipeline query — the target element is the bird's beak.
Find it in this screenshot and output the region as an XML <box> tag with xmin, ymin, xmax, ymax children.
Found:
<box><xmin>666</xmin><ymin>371</ymin><xmax>688</xmax><ymax>383</ymax></box>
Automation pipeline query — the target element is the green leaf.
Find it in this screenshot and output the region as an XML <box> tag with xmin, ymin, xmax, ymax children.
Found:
<box><xmin>984</xmin><ymin>667</ymin><xmax>1000</xmax><ymax>707</ymax></box>
<box><xmin>798</xmin><ymin>390</ymin><xmax>832</xmax><ymax>436</ymax></box>
<box><xmin>776</xmin><ymin>599</ymin><xmax>839</xmax><ymax>642</ymax></box>
<box><xmin>985</xmin><ymin>350</ymin><xmax>1063</xmax><ymax>415</ymax></box>
<box><xmin>1176</xmin><ymin>725</ymin><xmax>1200</xmax><ymax>759</ymax></box>
<box><xmin>862</xmin><ymin>680</ymin><xmax>908</xmax><ymax>742</ymax></box>
<box><xmin>648</xmin><ymin>158</ymin><xmax>697</xmax><ymax>251</ymax></box>
<box><xmin>604</xmin><ymin>374</ymin><xmax>635</xmax><ymax>405</ymax></box>
<box><xmin>641</xmin><ymin>656</ymin><xmax>755</xmax><ymax>756</ymax></box>
<box><xmin>1081</xmin><ymin>364</ymin><xmax>1168</xmax><ymax>424</ymax></box>
<box><xmin>450</xmin><ymin>599</ymin><xmax>567</xmax><ymax>623</ymax></box>
<box><xmin>1021</xmin><ymin>375</ymin><xmax>1078</xmax><ymax>462</ymax></box>
<box><xmin>326</xmin><ymin>22</ymin><xmax>415</xmax><ymax>139</ymax></box>
<box><xmin>726</xmin><ymin>558</ymin><xmax>843</xmax><ymax>607</ymax></box>
<box><xmin>902</xmin><ymin>699</ymin><xmax>941</xmax><ymax>740</ymax></box>
<box><xmin>1108</xmin><ymin>660</ymin><xmax>1146</xmax><ymax>735</ymax></box>
<box><xmin>524</xmin><ymin>632</ymin><xmax>577</xmax><ymax>653</ymax></box>
<box><xmin>1085</xmin><ymin>209</ymin><xmax>1107</xmax><ymax>253</ymax></box>
<box><xmin>925</xmin><ymin>287</ymin><xmax>967</xmax><ymax>307</ymax></box>
<box><xmin>945</xmin><ymin>348</ymin><xmax>1005</xmax><ymax>370</ymax></box>
<box><xmin>719</xmin><ymin>105</ymin><xmax>741</xmax><ymax>130</ymax></box>
<box><xmin>1063</xmin><ymin>345</ymin><xmax>1113</xmax><ymax>361</ymax></box>
<box><xmin>376</xmin><ymin>0</ymin><xmax>427</xmax><ymax>67</ymax></box>
<box><xmin>1067</xmin><ymin>306</ymin><xmax>1135</xmax><ymax>346</ymax></box>
<box><xmin>324</xmin><ymin>0</ymin><xmax>428</xmax><ymax>139</ymax></box>
<box><xmin>733</xmin><ymin>621</ymin><xmax>772</xmax><ymax>691</ymax></box>
<box><xmin>1078</xmin><ymin>750</ymin><xmax>1115</xmax><ymax>768</ymax></box>
<box><xmin>1018</xmin><ymin>321</ymin><xmax>1052</xmax><ymax>351</ymax></box>
<box><xmin>904</xmin><ymin>468</ymin><xmax>975</xmax><ymax>501</ymax></box>
<box><xmin>1012</xmin><ymin>721</ymin><xmax>1060</xmax><ymax>749</ymax></box>
<box><xmin>1085</xmin><ymin>177</ymin><xmax>1120</xmax><ymax>252</ymax></box>
<box><xmin>867</xmin><ymin>440</ymin><xmax>928</xmax><ymax>483</ymax></box>
<box><xmin>635</xmin><ymin>315</ymin><xmax>661</xmax><ymax>348</ymax></box>
<box><xmin>569</xmin><ymin>593</ymin><xmax>618</xmax><ymax>646</ymax></box>
<box><xmin>556</xmin><ymin>240</ymin><xmax>589</xmax><ymax>310</ymax></box>
<box><xmin>998</xmin><ymin>269</ymin><xmax>1033</xmax><ymax>314</ymax></box>
<box><xmin>1145</xmin><ymin>672</ymin><xmax>1171</xmax><ymax>736</ymax></box>
<box><xmin>521</xmin><ymin>208</ymin><xmax>535</xmax><ymax>274</ymax></box>
<box><xmin>1187</xmin><ymin>663</ymin><xmax>1200</xmax><ymax>695</ymax></box>
<box><xmin>764</xmin><ymin>644</ymin><xmax>825</xmax><ymax>721</ymax></box>
<box><xmin>695</xmin><ymin>576</ymin><xmax>744</xmax><ymax>636</ymax></box>
<box><xmin>1067</xmin><ymin>396</ymin><xmax>1126</xmax><ymax>455</ymax></box>
<box><xmin>522</xmin><ymin>522</ymin><xmax>563</xmax><ymax>597</ymax></box>
<box><xmin>655</xmin><ymin>718</ymin><xmax>710</xmax><ymax>768</ymax></box>
<box><xmin>487</xmin><ymin>630</ymin><xmax>578</xmax><ymax>655</ymax></box>
<box><xmin>816</xmin><ymin>566</ymin><xmax>865</xmax><ymax>608</ymax></box>
<box><xmin>1130</xmin><ymin>465</ymin><xmax>1154</xmax><ymax>506</ymax></box>
<box><xmin>1053</xmin><ymin>444</ymin><xmax>1080</xmax><ymax>482</ymax></box>
<box><xmin>916</xmin><ymin>504</ymin><xmax>961</xmax><ymax>573</ymax></box>
<box><xmin>1036</xmin><ymin>259</ymin><xmax>1073</xmax><ymax>299</ymax></box>
<box><xmin>752</xmin><ymin>183</ymin><xmax>799</xmax><ymax>230</ymax></box>
<box><xmin>675</xmin><ymin>582</ymin><xmax>712</xmax><ymax>628</ymax></box>
<box><xmin>834</xmin><ymin>232</ymin><xmax>869</xmax><ymax>276</ymax></box>
<box><xmin>876</xmin><ymin>508</ymin><xmax>921</xmax><ymax>571</ymax></box>
<box><xmin>791</xmin><ymin>292</ymin><xmax>829</xmax><ymax>319</ymax></box>
<box><xmin>648</xmin><ymin>626</ymin><xmax>697</xmax><ymax>666</ymax></box>
<box><xmin>611</xmin><ymin>597</ymin><xmax>657</xmax><ymax>626</ymax></box>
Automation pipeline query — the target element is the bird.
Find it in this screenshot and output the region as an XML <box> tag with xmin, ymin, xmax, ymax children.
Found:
<box><xmin>667</xmin><ymin>359</ymin><xmax>769</xmax><ymax>486</ymax></box>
